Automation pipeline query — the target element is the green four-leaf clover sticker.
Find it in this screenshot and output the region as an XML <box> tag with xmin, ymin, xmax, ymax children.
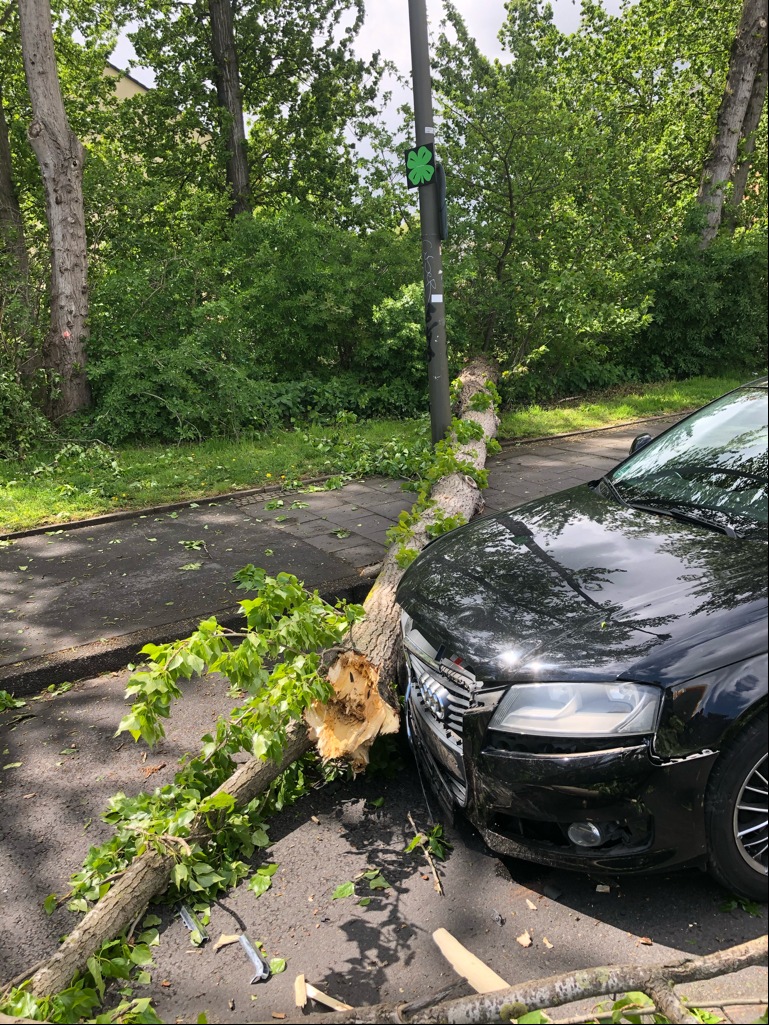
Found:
<box><xmin>406</xmin><ymin>145</ymin><xmax>435</xmax><ymax>187</ymax></box>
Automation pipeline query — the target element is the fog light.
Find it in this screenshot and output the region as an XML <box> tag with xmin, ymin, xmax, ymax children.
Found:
<box><xmin>567</xmin><ymin>821</ymin><xmax>606</xmax><ymax>848</ymax></box>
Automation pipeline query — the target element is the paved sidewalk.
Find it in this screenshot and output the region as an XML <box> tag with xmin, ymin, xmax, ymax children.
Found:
<box><xmin>0</xmin><ymin>417</ymin><xmax>680</xmax><ymax>695</ymax></box>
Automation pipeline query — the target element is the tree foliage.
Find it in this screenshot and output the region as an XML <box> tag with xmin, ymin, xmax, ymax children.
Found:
<box><xmin>0</xmin><ymin>0</ymin><xmax>766</xmax><ymax>453</ymax></box>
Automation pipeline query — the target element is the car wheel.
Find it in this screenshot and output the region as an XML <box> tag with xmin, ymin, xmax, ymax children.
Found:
<box><xmin>705</xmin><ymin>711</ymin><xmax>768</xmax><ymax>902</ymax></box>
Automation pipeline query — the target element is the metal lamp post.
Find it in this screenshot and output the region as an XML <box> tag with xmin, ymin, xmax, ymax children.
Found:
<box><xmin>407</xmin><ymin>0</ymin><xmax>452</xmax><ymax>445</ymax></box>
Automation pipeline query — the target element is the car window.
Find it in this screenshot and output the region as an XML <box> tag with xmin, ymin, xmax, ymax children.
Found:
<box><xmin>610</xmin><ymin>387</ymin><xmax>768</xmax><ymax>526</ymax></box>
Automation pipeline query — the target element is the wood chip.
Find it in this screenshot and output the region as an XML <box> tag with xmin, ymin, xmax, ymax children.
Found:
<box><xmin>432</xmin><ymin>928</ymin><xmax>509</xmax><ymax>993</ymax></box>
<box><xmin>305</xmin><ymin>983</ymin><xmax>353</xmax><ymax>1011</ymax></box>
<box><xmin>543</xmin><ymin>937</ymin><xmax>554</xmax><ymax>949</ymax></box>
<box><xmin>639</xmin><ymin>936</ymin><xmax>653</xmax><ymax>945</ymax></box>
<box><xmin>272</xmin><ymin>1014</ymin><xmax>286</xmax><ymax>1020</ymax></box>
<box><xmin>526</xmin><ymin>898</ymin><xmax>538</xmax><ymax>911</ymax></box>
<box><xmin>213</xmin><ymin>933</ymin><xmax>240</xmax><ymax>951</ymax></box>
<box><xmin>596</xmin><ymin>883</ymin><xmax>611</xmax><ymax>893</ymax></box>
<box><xmin>294</xmin><ymin>974</ymin><xmax>307</xmax><ymax>1009</ymax></box>
<box><xmin>516</xmin><ymin>930</ymin><xmax>533</xmax><ymax>948</ymax></box>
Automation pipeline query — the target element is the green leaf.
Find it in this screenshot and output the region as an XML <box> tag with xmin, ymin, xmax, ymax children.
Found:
<box><xmin>87</xmin><ymin>955</ymin><xmax>105</xmax><ymax>1000</ymax></box>
<box><xmin>129</xmin><ymin>944</ymin><xmax>154</xmax><ymax>966</ymax></box>
<box><xmin>367</xmin><ymin>874</ymin><xmax>389</xmax><ymax>890</ymax></box>
<box><xmin>269</xmin><ymin>958</ymin><xmax>287</xmax><ymax>974</ymax></box>
<box><xmin>247</xmin><ymin>867</ymin><xmax>276</xmax><ymax>898</ymax></box>
<box><xmin>251</xmin><ymin>825</ymin><xmax>270</xmax><ymax>847</ymax></box>
<box><xmin>356</xmin><ymin>897</ymin><xmax>372</xmax><ymax>907</ymax></box>
<box><xmin>332</xmin><ymin>881</ymin><xmax>355</xmax><ymax>899</ymax></box>
<box><xmin>517</xmin><ymin>1012</ymin><xmax>551</xmax><ymax>1024</ymax></box>
<box><xmin>368</xmin><ymin>796</ymin><xmax>385</xmax><ymax>808</ymax></box>
<box><xmin>171</xmin><ymin>863</ymin><xmax>189</xmax><ymax>887</ymax></box>
<box><xmin>0</xmin><ymin>690</ymin><xmax>26</xmax><ymax>711</ymax></box>
<box><xmin>43</xmin><ymin>894</ymin><xmax>58</xmax><ymax>915</ymax></box>
<box><xmin>405</xmin><ymin>834</ymin><xmax>425</xmax><ymax>853</ymax></box>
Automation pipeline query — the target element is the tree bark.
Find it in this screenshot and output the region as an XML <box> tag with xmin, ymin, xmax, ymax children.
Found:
<box><xmin>29</xmin><ymin>725</ymin><xmax>312</xmax><ymax>998</ymax></box>
<box><xmin>728</xmin><ymin>39</ymin><xmax>768</xmax><ymax>226</ymax></box>
<box><xmin>208</xmin><ymin>0</ymin><xmax>250</xmax><ymax>216</ymax></box>
<box><xmin>305</xmin><ymin>356</ymin><xmax>500</xmax><ymax>770</ymax></box>
<box><xmin>0</xmin><ymin>79</ymin><xmax>29</xmax><ymax>284</ymax></box>
<box><xmin>330</xmin><ymin>935</ymin><xmax>768</xmax><ymax>1024</ymax></box>
<box><xmin>17</xmin><ymin>0</ymin><xmax>91</xmax><ymax>419</ymax></box>
<box><xmin>696</xmin><ymin>0</ymin><xmax>768</xmax><ymax>245</ymax></box>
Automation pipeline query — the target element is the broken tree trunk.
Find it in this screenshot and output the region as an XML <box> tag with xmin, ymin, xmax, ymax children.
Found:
<box><xmin>23</xmin><ymin>355</ymin><xmax>499</xmax><ymax>999</ymax></box>
<box><xmin>27</xmin><ymin>726</ymin><xmax>312</xmax><ymax>998</ymax></box>
<box><xmin>304</xmin><ymin>355</ymin><xmax>500</xmax><ymax>770</ymax></box>
<box><xmin>329</xmin><ymin>934</ymin><xmax>768</xmax><ymax>1024</ymax></box>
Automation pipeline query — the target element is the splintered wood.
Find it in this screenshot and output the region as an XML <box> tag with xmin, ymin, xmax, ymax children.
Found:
<box><xmin>304</xmin><ymin>651</ymin><xmax>399</xmax><ymax>771</ymax></box>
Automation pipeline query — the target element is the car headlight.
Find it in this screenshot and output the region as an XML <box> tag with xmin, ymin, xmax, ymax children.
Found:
<box><xmin>489</xmin><ymin>681</ymin><xmax>661</xmax><ymax>738</ymax></box>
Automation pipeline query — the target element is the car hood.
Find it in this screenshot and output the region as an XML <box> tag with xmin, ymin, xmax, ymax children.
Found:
<box><xmin>396</xmin><ymin>485</ymin><xmax>768</xmax><ymax>686</ymax></box>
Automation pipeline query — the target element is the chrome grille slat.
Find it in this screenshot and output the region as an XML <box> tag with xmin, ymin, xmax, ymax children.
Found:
<box><xmin>406</xmin><ymin>645</ymin><xmax>476</xmax><ymax>742</ymax></box>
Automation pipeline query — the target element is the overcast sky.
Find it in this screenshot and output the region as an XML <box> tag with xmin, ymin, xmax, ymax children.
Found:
<box><xmin>357</xmin><ymin>0</ymin><xmax>587</xmax><ymax>73</ymax></box>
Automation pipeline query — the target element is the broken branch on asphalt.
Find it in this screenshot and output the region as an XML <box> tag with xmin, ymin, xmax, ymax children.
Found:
<box><xmin>328</xmin><ymin>935</ymin><xmax>768</xmax><ymax>1024</ymax></box>
<box><xmin>21</xmin><ymin>357</ymin><xmax>500</xmax><ymax>999</ymax></box>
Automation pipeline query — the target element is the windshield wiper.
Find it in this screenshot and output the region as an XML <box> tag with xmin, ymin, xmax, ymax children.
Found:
<box><xmin>622</xmin><ymin>498</ymin><xmax>742</xmax><ymax>539</ymax></box>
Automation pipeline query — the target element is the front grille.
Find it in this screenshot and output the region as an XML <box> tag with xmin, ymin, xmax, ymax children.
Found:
<box><xmin>404</xmin><ymin>633</ymin><xmax>477</xmax><ymax>745</ymax></box>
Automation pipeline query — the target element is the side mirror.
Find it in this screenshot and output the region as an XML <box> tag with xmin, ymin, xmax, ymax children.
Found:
<box><xmin>629</xmin><ymin>433</ymin><xmax>653</xmax><ymax>456</ymax></box>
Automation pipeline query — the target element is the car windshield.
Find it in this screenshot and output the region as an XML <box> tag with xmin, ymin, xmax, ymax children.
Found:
<box><xmin>608</xmin><ymin>385</ymin><xmax>768</xmax><ymax>529</ymax></box>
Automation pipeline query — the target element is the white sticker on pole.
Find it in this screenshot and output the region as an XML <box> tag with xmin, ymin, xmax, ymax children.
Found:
<box><xmin>425</xmin><ymin>126</ymin><xmax>435</xmax><ymax>135</ymax></box>
<box><xmin>431</xmin><ymin>294</ymin><xmax>444</xmax><ymax>303</ymax></box>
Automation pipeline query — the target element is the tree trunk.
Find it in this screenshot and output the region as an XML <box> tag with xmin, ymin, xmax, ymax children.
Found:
<box><xmin>305</xmin><ymin>356</ymin><xmax>500</xmax><ymax>770</ymax></box>
<box><xmin>0</xmin><ymin>80</ymin><xmax>29</xmax><ymax>284</ymax></box>
<box><xmin>728</xmin><ymin>39</ymin><xmax>768</xmax><ymax>226</ymax></box>
<box><xmin>696</xmin><ymin>0</ymin><xmax>768</xmax><ymax>245</ymax></box>
<box><xmin>17</xmin><ymin>0</ymin><xmax>91</xmax><ymax>419</ymax></box>
<box><xmin>29</xmin><ymin>725</ymin><xmax>312</xmax><ymax>998</ymax></box>
<box><xmin>208</xmin><ymin>0</ymin><xmax>250</xmax><ymax>216</ymax></box>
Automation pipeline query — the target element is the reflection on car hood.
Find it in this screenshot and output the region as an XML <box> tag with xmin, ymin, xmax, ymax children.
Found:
<box><xmin>396</xmin><ymin>485</ymin><xmax>768</xmax><ymax>686</ymax></box>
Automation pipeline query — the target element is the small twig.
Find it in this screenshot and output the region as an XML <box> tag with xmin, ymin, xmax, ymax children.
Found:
<box><xmin>125</xmin><ymin>907</ymin><xmax>146</xmax><ymax>946</ymax></box>
<box><xmin>407</xmin><ymin>811</ymin><xmax>444</xmax><ymax>896</ymax></box>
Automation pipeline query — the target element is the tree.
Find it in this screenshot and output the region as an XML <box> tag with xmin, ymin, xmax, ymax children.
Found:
<box><xmin>17</xmin><ymin>0</ymin><xmax>90</xmax><ymax>418</ymax></box>
<box><xmin>124</xmin><ymin>0</ymin><xmax>381</xmax><ymax>219</ymax></box>
<box><xmin>208</xmin><ymin>0</ymin><xmax>249</xmax><ymax>214</ymax></box>
<box><xmin>697</xmin><ymin>0</ymin><xmax>769</xmax><ymax>244</ymax></box>
<box><xmin>727</xmin><ymin>37</ymin><xmax>768</xmax><ymax>228</ymax></box>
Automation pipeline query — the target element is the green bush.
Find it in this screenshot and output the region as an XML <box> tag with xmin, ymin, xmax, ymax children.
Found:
<box><xmin>630</xmin><ymin>227</ymin><xmax>768</xmax><ymax>380</ymax></box>
<box><xmin>0</xmin><ymin>363</ymin><xmax>51</xmax><ymax>459</ymax></box>
<box><xmin>85</xmin><ymin>207</ymin><xmax>422</xmax><ymax>442</ymax></box>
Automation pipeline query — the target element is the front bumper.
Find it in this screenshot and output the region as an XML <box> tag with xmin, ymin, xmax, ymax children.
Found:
<box><xmin>406</xmin><ymin>683</ymin><xmax>718</xmax><ymax>875</ymax></box>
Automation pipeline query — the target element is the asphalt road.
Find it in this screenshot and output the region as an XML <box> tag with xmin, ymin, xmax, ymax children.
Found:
<box><xmin>1</xmin><ymin>669</ymin><xmax>766</xmax><ymax>1023</ymax></box>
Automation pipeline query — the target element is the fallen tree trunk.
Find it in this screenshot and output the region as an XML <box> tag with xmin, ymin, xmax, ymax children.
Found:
<box><xmin>24</xmin><ymin>356</ymin><xmax>499</xmax><ymax>999</ymax></box>
<box><xmin>329</xmin><ymin>935</ymin><xmax>768</xmax><ymax>1024</ymax></box>
<box><xmin>305</xmin><ymin>356</ymin><xmax>500</xmax><ymax>769</ymax></box>
<box><xmin>28</xmin><ymin>726</ymin><xmax>312</xmax><ymax>998</ymax></box>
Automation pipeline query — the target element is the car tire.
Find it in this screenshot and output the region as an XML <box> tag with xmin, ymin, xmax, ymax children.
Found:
<box><xmin>705</xmin><ymin>710</ymin><xmax>768</xmax><ymax>902</ymax></box>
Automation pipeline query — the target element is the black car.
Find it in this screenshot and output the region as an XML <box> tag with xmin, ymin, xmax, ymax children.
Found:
<box><xmin>397</xmin><ymin>379</ymin><xmax>768</xmax><ymax>900</ymax></box>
